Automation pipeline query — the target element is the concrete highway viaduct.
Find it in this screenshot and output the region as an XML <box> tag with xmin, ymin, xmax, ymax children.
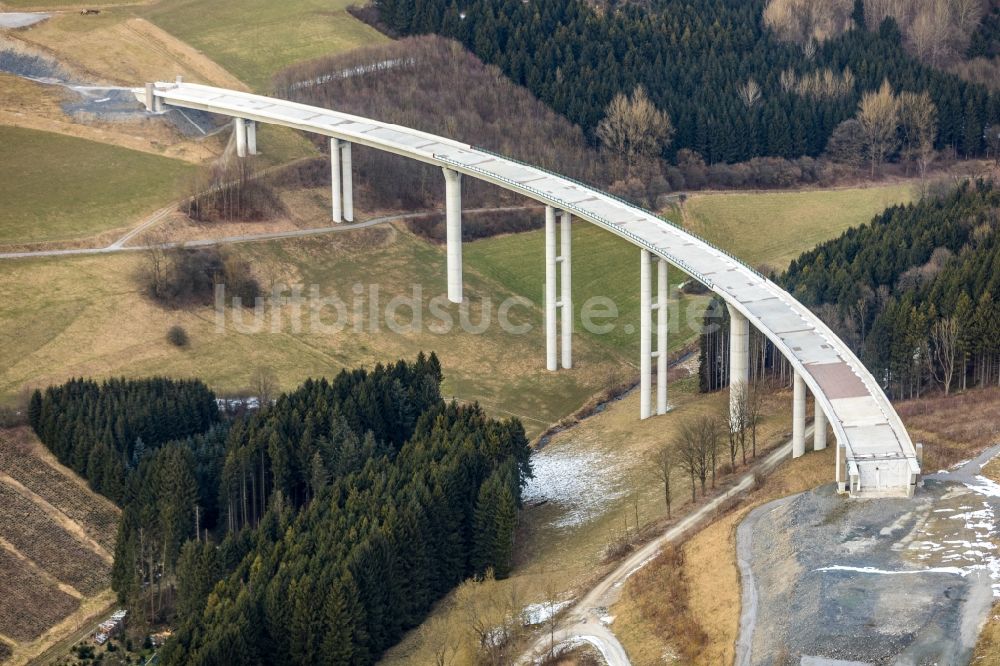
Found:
<box><xmin>139</xmin><ymin>79</ymin><xmax>921</xmax><ymax>497</ymax></box>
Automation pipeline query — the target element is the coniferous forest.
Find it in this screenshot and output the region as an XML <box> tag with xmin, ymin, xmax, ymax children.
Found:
<box><xmin>699</xmin><ymin>181</ymin><xmax>1000</xmax><ymax>399</ymax></box>
<box><xmin>373</xmin><ymin>0</ymin><xmax>1000</xmax><ymax>163</ymax></box>
<box><xmin>28</xmin><ymin>355</ymin><xmax>532</xmax><ymax>665</ymax></box>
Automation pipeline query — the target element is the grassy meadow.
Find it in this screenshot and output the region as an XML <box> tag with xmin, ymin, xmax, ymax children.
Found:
<box><xmin>142</xmin><ymin>0</ymin><xmax>388</xmax><ymax>89</ymax></box>
<box><xmin>0</xmin><ymin>126</ymin><xmax>195</xmax><ymax>244</ymax></box>
<box><xmin>682</xmin><ymin>183</ymin><xmax>915</xmax><ymax>270</ymax></box>
<box><xmin>0</xmin><ymin>225</ymin><xmax>629</xmax><ymax>437</ymax></box>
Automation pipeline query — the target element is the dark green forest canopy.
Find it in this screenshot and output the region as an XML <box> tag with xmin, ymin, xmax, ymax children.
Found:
<box><xmin>23</xmin><ymin>356</ymin><xmax>532</xmax><ymax>664</ymax></box>
<box><xmin>376</xmin><ymin>0</ymin><xmax>1000</xmax><ymax>162</ymax></box>
<box><xmin>28</xmin><ymin>376</ymin><xmax>220</xmax><ymax>503</ymax></box>
<box><xmin>781</xmin><ymin>180</ymin><xmax>1000</xmax><ymax>397</ymax></box>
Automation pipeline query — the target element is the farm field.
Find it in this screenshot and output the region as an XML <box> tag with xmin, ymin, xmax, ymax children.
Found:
<box><xmin>681</xmin><ymin>183</ymin><xmax>916</xmax><ymax>270</ymax></box>
<box><xmin>142</xmin><ymin>0</ymin><xmax>388</xmax><ymax>89</ymax></box>
<box><xmin>0</xmin><ymin>126</ymin><xmax>195</xmax><ymax>245</ymax></box>
<box><xmin>0</xmin><ymin>427</ymin><xmax>118</xmax><ymax>665</ymax></box>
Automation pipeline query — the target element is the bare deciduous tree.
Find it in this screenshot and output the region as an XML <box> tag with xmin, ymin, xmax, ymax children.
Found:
<box><xmin>899</xmin><ymin>91</ymin><xmax>938</xmax><ymax>183</ymax></box>
<box><xmin>986</xmin><ymin>124</ymin><xmax>1000</xmax><ymax>165</ymax></box>
<box><xmin>738</xmin><ymin>78</ymin><xmax>762</xmax><ymax>109</ymax></box>
<box><xmin>250</xmin><ymin>365</ymin><xmax>280</xmax><ymax>408</ymax></box>
<box><xmin>677</xmin><ymin>414</ymin><xmax>722</xmax><ymax>500</ymax></box>
<box><xmin>763</xmin><ymin>0</ymin><xmax>854</xmax><ymax>45</ymax></box>
<box><xmin>929</xmin><ymin>316</ymin><xmax>960</xmax><ymax>396</ymax></box>
<box><xmin>647</xmin><ymin>443</ymin><xmax>675</xmax><ymax>518</ymax></box>
<box><xmin>596</xmin><ymin>85</ymin><xmax>675</xmax><ymax>174</ymax></box>
<box><xmin>857</xmin><ymin>79</ymin><xmax>900</xmax><ymax>179</ymax></box>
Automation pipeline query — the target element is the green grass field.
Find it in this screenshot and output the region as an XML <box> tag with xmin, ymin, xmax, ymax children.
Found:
<box><xmin>465</xmin><ymin>222</ymin><xmax>709</xmax><ymax>359</ymax></box>
<box><xmin>683</xmin><ymin>184</ymin><xmax>915</xmax><ymax>270</ymax></box>
<box><xmin>0</xmin><ymin>126</ymin><xmax>195</xmax><ymax>245</ymax></box>
<box><xmin>142</xmin><ymin>0</ymin><xmax>388</xmax><ymax>89</ymax></box>
<box><xmin>0</xmin><ymin>226</ymin><xmax>626</xmax><ymax>436</ymax></box>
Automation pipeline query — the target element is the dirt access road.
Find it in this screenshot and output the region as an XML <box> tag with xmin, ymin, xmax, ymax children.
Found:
<box><xmin>0</xmin><ymin>205</ymin><xmax>539</xmax><ymax>260</ymax></box>
<box><xmin>520</xmin><ymin>429</ymin><xmax>810</xmax><ymax>665</ymax></box>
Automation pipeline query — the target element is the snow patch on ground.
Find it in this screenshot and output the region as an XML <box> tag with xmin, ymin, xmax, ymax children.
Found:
<box><xmin>524</xmin><ymin>445</ymin><xmax>628</xmax><ymax>529</ymax></box>
<box><xmin>816</xmin><ymin>564</ymin><xmax>969</xmax><ymax>577</ymax></box>
<box><xmin>522</xmin><ymin>600</ymin><xmax>572</xmax><ymax>626</ymax></box>
<box><xmin>965</xmin><ymin>475</ymin><xmax>1000</xmax><ymax>498</ymax></box>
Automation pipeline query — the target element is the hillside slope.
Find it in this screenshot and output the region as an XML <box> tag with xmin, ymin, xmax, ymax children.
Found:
<box><xmin>0</xmin><ymin>427</ymin><xmax>120</xmax><ymax>666</ymax></box>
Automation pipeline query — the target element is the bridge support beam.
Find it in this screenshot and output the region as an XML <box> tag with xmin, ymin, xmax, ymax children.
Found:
<box><xmin>234</xmin><ymin>117</ymin><xmax>247</xmax><ymax>157</ymax></box>
<box><xmin>330</xmin><ymin>138</ymin><xmax>342</xmax><ymax>223</ymax></box>
<box><xmin>443</xmin><ymin>168</ymin><xmax>463</xmax><ymax>303</ymax></box>
<box><xmin>792</xmin><ymin>371</ymin><xmax>806</xmax><ymax>458</ymax></box>
<box><xmin>728</xmin><ymin>304</ymin><xmax>749</xmax><ymax>428</ymax></box>
<box><xmin>656</xmin><ymin>257</ymin><xmax>669</xmax><ymax>415</ymax></box>
<box><xmin>544</xmin><ymin>207</ymin><xmax>573</xmax><ymax>371</ymax></box>
<box><xmin>247</xmin><ymin>121</ymin><xmax>257</xmax><ymax>156</ymax></box>
<box><xmin>560</xmin><ymin>211</ymin><xmax>572</xmax><ymax>369</ymax></box>
<box><xmin>341</xmin><ymin>142</ymin><xmax>353</xmax><ymax>222</ymax></box>
<box><xmin>814</xmin><ymin>405</ymin><xmax>827</xmax><ymax>451</ymax></box>
<box><xmin>640</xmin><ymin>250</ymin><xmax>669</xmax><ymax>419</ymax></box>
<box><xmin>545</xmin><ymin>207</ymin><xmax>558</xmax><ymax>371</ymax></box>
<box><xmin>329</xmin><ymin>139</ymin><xmax>354</xmax><ymax>223</ymax></box>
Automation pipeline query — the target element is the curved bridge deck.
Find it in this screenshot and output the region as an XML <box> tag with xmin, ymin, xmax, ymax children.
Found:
<box><xmin>138</xmin><ymin>81</ymin><xmax>919</xmax><ymax>497</ymax></box>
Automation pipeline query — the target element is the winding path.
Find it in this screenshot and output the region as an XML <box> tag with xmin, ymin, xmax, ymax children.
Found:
<box><xmin>521</xmin><ymin>430</ymin><xmax>808</xmax><ymax>665</ymax></box>
<box><xmin>0</xmin><ymin>205</ymin><xmax>538</xmax><ymax>260</ymax></box>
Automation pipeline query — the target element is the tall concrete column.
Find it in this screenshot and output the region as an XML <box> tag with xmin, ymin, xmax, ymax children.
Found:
<box><xmin>443</xmin><ymin>168</ymin><xmax>463</xmax><ymax>304</ymax></box>
<box><xmin>792</xmin><ymin>371</ymin><xmax>806</xmax><ymax>458</ymax></box>
<box><xmin>246</xmin><ymin>121</ymin><xmax>257</xmax><ymax>155</ymax></box>
<box><xmin>728</xmin><ymin>304</ymin><xmax>749</xmax><ymax>428</ymax></box>
<box><xmin>640</xmin><ymin>249</ymin><xmax>652</xmax><ymax>420</ymax></box>
<box><xmin>814</xmin><ymin>405</ymin><xmax>828</xmax><ymax>451</ymax></box>
<box><xmin>330</xmin><ymin>138</ymin><xmax>342</xmax><ymax>223</ymax></box>
<box><xmin>341</xmin><ymin>142</ymin><xmax>354</xmax><ymax>222</ymax></box>
<box><xmin>545</xmin><ymin>206</ymin><xmax>558</xmax><ymax>372</ymax></box>
<box><xmin>560</xmin><ymin>211</ymin><xmax>572</xmax><ymax>369</ymax></box>
<box><xmin>656</xmin><ymin>257</ymin><xmax>669</xmax><ymax>415</ymax></box>
<box><xmin>234</xmin><ymin>117</ymin><xmax>247</xmax><ymax>158</ymax></box>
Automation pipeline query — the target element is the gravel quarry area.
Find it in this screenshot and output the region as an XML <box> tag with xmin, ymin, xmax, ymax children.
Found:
<box><xmin>737</xmin><ymin>445</ymin><xmax>1000</xmax><ymax>666</ymax></box>
<box><xmin>0</xmin><ymin>45</ymin><xmax>225</xmax><ymax>135</ymax></box>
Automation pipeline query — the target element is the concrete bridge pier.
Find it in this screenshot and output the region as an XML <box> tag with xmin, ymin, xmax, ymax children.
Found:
<box><xmin>640</xmin><ymin>250</ymin><xmax>669</xmax><ymax>419</ymax></box>
<box><xmin>247</xmin><ymin>121</ymin><xmax>257</xmax><ymax>156</ymax></box>
<box><xmin>793</xmin><ymin>371</ymin><xmax>806</xmax><ymax>458</ymax></box>
<box><xmin>656</xmin><ymin>257</ymin><xmax>669</xmax><ymax>415</ymax></box>
<box><xmin>329</xmin><ymin>139</ymin><xmax>354</xmax><ymax>223</ymax></box>
<box><xmin>560</xmin><ymin>211</ymin><xmax>572</xmax><ymax>369</ymax></box>
<box><xmin>341</xmin><ymin>142</ymin><xmax>353</xmax><ymax>222</ymax></box>
<box><xmin>814</xmin><ymin>405</ymin><xmax>828</xmax><ymax>451</ymax></box>
<box><xmin>728</xmin><ymin>304</ymin><xmax>750</xmax><ymax>428</ymax></box>
<box><xmin>443</xmin><ymin>167</ymin><xmax>463</xmax><ymax>303</ymax></box>
<box><xmin>234</xmin><ymin>117</ymin><xmax>247</xmax><ymax>157</ymax></box>
<box><xmin>544</xmin><ymin>207</ymin><xmax>573</xmax><ymax>370</ymax></box>
<box><xmin>545</xmin><ymin>206</ymin><xmax>558</xmax><ymax>371</ymax></box>
<box><xmin>330</xmin><ymin>138</ymin><xmax>342</xmax><ymax>222</ymax></box>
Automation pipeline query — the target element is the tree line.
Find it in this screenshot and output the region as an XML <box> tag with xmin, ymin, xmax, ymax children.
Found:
<box><xmin>783</xmin><ymin>179</ymin><xmax>1000</xmax><ymax>399</ymax></box>
<box><xmin>30</xmin><ymin>355</ymin><xmax>533</xmax><ymax>663</ymax></box>
<box><xmin>374</xmin><ymin>0</ymin><xmax>1000</xmax><ymax>165</ymax></box>
<box><xmin>699</xmin><ymin>180</ymin><xmax>1000</xmax><ymax>400</ymax></box>
<box><xmin>28</xmin><ymin>377</ymin><xmax>220</xmax><ymax>503</ymax></box>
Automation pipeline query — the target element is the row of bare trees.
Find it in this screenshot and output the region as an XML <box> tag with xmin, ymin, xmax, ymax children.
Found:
<box><xmin>648</xmin><ymin>381</ymin><xmax>767</xmax><ymax>518</ymax></box>
<box><xmin>764</xmin><ymin>0</ymin><xmax>986</xmax><ymax>68</ymax></box>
